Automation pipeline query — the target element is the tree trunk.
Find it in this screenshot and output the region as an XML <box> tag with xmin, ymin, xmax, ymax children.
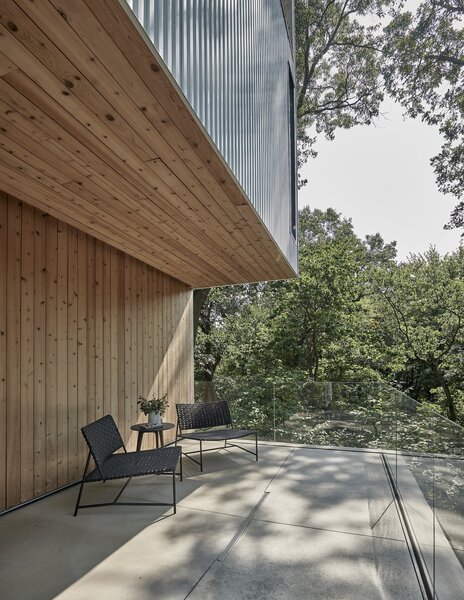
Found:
<box><xmin>199</xmin><ymin>359</ymin><xmax>220</xmax><ymax>403</ymax></box>
<box><xmin>193</xmin><ymin>288</ymin><xmax>211</xmax><ymax>345</ymax></box>
<box><xmin>440</xmin><ymin>376</ymin><xmax>457</xmax><ymax>422</ymax></box>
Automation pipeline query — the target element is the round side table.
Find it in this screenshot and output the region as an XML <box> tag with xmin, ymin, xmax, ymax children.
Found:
<box><xmin>131</xmin><ymin>422</ymin><xmax>175</xmax><ymax>451</ymax></box>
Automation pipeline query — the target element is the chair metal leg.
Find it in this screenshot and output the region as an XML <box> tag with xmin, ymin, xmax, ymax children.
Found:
<box><xmin>255</xmin><ymin>432</ymin><xmax>258</xmax><ymax>461</ymax></box>
<box><xmin>74</xmin><ymin>451</ymin><xmax>91</xmax><ymax>517</ymax></box>
<box><xmin>180</xmin><ymin>453</ymin><xmax>183</xmax><ymax>482</ymax></box>
<box><xmin>200</xmin><ymin>439</ymin><xmax>203</xmax><ymax>472</ymax></box>
<box><xmin>172</xmin><ymin>470</ymin><xmax>176</xmax><ymax>514</ymax></box>
<box><xmin>73</xmin><ymin>478</ymin><xmax>86</xmax><ymax>517</ymax></box>
<box><xmin>112</xmin><ymin>477</ymin><xmax>132</xmax><ymax>504</ymax></box>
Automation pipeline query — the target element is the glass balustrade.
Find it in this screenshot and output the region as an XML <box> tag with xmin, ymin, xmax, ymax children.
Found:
<box><xmin>194</xmin><ymin>378</ymin><xmax>464</xmax><ymax>599</ymax></box>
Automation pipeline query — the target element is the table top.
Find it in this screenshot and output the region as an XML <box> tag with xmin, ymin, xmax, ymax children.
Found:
<box><xmin>131</xmin><ymin>422</ymin><xmax>175</xmax><ymax>432</ymax></box>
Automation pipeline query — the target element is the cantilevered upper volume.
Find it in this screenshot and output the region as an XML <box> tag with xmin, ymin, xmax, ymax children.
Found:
<box><xmin>0</xmin><ymin>0</ymin><xmax>297</xmax><ymax>287</ymax></box>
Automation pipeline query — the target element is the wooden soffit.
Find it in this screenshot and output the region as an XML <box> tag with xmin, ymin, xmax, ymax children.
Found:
<box><xmin>0</xmin><ymin>0</ymin><xmax>296</xmax><ymax>287</ymax></box>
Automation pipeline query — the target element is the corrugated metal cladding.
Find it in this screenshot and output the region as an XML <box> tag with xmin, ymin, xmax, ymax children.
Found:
<box><xmin>126</xmin><ymin>0</ymin><xmax>298</xmax><ymax>274</ymax></box>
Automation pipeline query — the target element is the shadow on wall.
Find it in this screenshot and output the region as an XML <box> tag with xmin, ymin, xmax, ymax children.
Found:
<box><xmin>0</xmin><ymin>193</ymin><xmax>193</xmax><ymax>512</ymax></box>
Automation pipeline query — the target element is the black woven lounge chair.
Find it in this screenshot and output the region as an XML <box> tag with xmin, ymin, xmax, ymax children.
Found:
<box><xmin>175</xmin><ymin>401</ymin><xmax>258</xmax><ymax>472</ymax></box>
<box><xmin>74</xmin><ymin>414</ymin><xmax>182</xmax><ymax>516</ymax></box>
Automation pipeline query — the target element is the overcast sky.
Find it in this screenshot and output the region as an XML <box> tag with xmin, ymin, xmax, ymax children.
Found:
<box><xmin>298</xmin><ymin>99</ymin><xmax>463</xmax><ymax>260</ymax></box>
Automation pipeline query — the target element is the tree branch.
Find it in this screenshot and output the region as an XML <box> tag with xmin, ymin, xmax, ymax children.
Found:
<box><xmin>431</xmin><ymin>0</ymin><xmax>464</xmax><ymax>14</ymax></box>
<box><xmin>426</xmin><ymin>53</ymin><xmax>464</xmax><ymax>68</ymax></box>
<box><xmin>333</xmin><ymin>41</ymin><xmax>384</xmax><ymax>53</ymax></box>
<box><xmin>298</xmin><ymin>0</ymin><xmax>354</xmax><ymax>112</ymax></box>
<box><xmin>437</xmin><ymin>314</ymin><xmax>462</xmax><ymax>361</ymax></box>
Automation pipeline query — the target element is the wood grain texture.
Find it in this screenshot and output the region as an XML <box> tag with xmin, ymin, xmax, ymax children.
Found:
<box><xmin>33</xmin><ymin>209</ymin><xmax>46</xmax><ymax>497</ymax></box>
<box><xmin>6</xmin><ymin>195</ymin><xmax>21</xmax><ymax>507</ymax></box>
<box><xmin>0</xmin><ymin>194</ymin><xmax>7</xmax><ymax>511</ymax></box>
<box><xmin>1</xmin><ymin>193</ymin><xmax>193</xmax><ymax>510</ymax></box>
<box><xmin>19</xmin><ymin>202</ymin><xmax>34</xmax><ymax>501</ymax></box>
<box><xmin>56</xmin><ymin>220</ymin><xmax>68</xmax><ymax>487</ymax></box>
<box><xmin>45</xmin><ymin>213</ymin><xmax>58</xmax><ymax>493</ymax></box>
<box><xmin>0</xmin><ymin>0</ymin><xmax>296</xmax><ymax>287</ymax></box>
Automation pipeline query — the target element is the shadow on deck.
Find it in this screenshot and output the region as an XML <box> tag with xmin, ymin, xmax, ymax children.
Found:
<box><xmin>0</xmin><ymin>443</ymin><xmax>424</xmax><ymax>600</ymax></box>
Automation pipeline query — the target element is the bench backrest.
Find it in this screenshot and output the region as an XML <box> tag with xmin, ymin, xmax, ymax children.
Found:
<box><xmin>81</xmin><ymin>414</ymin><xmax>124</xmax><ymax>469</ymax></box>
<box><xmin>176</xmin><ymin>401</ymin><xmax>232</xmax><ymax>431</ymax></box>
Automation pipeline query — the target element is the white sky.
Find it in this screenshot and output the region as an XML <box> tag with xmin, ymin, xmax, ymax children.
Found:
<box><xmin>298</xmin><ymin>99</ymin><xmax>463</xmax><ymax>260</ymax></box>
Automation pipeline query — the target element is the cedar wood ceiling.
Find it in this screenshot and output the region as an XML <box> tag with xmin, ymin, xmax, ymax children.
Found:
<box><xmin>0</xmin><ymin>0</ymin><xmax>296</xmax><ymax>288</ymax></box>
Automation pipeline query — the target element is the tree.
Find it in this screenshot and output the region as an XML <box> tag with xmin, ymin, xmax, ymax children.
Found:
<box><xmin>270</xmin><ymin>239</ymin><xmax>362</xmax><ymax>379</ymax></box>
<box><xmin>207</xmin><ymin>208</ymin><xmax>397</xmax><ymax>383</ymax></box>
<box><xmin>269</xmin><ymin>208</ymin><xmax>399</xmax><ymax>381</ymax></box>
<box><xmin>375</xmin><ymin>248</ymin><xmax>464</xmax><ymax>421</ymax></box>
<box><xmin>194</xmin><ymin>207</ymin><xmax>464</xmax><ymax>426</ymax></box>
<box><xmin>296</xmin><ymin>0</ymin><xmax>463</xmax><ymax>229</ymax></box>
<box><xmin>382</xmin><ymin>0</ymin><xmax>464</xmax><ymax>230</ymax></box>
<box><xmin>295</xmin><ymin>0</ymin><xmax>388</xmax><ymax>183</ymax></box>
<box><xmin>195</xmin><ymin>208</ymin><xmax>401</xmax><ymax>385</ymax></box>
<box><xmin>194</xmin><ymin>284</ymin><xmax>261</xmax><ymax>382</ymax></box>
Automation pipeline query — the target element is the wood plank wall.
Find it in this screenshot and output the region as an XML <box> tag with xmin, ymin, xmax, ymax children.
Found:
<box><xmin>0</xmin><ymin>191</ymin><xmax>193</xmax><ymax>511</ymax></box>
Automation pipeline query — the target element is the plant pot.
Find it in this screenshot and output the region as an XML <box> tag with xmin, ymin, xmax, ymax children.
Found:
<box><xmin>148</xmin><ymin>411</ymin><xmax>162</xmax><ymax>426</ymax></box>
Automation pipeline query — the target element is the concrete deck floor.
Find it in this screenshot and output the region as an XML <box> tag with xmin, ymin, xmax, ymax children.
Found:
<box><xmin>0</xmin><ymin>443</ymin><xmax>424</xmax><ymax>600</ymax></box>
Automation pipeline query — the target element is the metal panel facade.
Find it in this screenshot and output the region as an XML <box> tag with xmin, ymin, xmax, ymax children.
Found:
<box><xmin>126</xmin><ymin>0</ymin><xmax>298</xmax><ymax>273</ymax></box>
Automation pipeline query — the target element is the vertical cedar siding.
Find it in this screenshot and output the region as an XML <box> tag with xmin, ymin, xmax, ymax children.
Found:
<box><xmin>0</xmin><ymin>191</ymin><xmax>193</xmax><ymax>511</ymax></box>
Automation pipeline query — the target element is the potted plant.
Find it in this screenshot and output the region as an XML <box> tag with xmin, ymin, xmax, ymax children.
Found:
<box><xmin>137</xmin><ymin>393</ymin><xmax>169</xmax><ymax>426</ymax></box>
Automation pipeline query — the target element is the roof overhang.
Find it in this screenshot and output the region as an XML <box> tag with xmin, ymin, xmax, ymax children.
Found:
<box><xmin>0</xmin><ymin>0</ymin><xmax>296</xmax><ymax>287</ymax></box>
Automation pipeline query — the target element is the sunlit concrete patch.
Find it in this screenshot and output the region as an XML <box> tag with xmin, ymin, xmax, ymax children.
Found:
<box><xmin>188</xmin><ymin>520</ymin><xmax>422</xmax><ymax>600</ymax></box>
<box><xmin>54</xmin><ymin>507</ymin><xmax>243</xmax><ymax>600</ymax></box>
<box><xmin>0</xmin><ymin>445</ymin><xmax>291</xmax><ymax>600</ymax></box>
<box><xmin>256</xmin><ymin>448</ymin><xmax>377</xmax><ymax>535</ymax></box>
<box><xmin>365</xmin><ymin>452</ymin><xmax>406</xmax><ymax>543</ymax></box>
<box><xmin>177</xmin><ymin>444</ymin><xmax>293</xmax><ymax>518</ymax></box>
<box><xmin>0</xmin><ymin>481</ymin><xmax>177</xmax><ymax>600</ymax></box>
<box><xmin>179</xmin><ymin>439</ymin><xmax>291</xmax><ymax>475</ymax></box>
<box><xmin>0</xmin><ymin>445</ymin><xmax>429</xmax><ymax>600</ymax></box>
<box><xmin>370</xmin><ymin>525</ymin><xmax>423</xmax><ymax>600</ymax></box>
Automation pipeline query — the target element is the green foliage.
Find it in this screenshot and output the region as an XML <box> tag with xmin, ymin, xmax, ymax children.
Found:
<box><xmin>194</xmin><ymin>284</ymin><xmax>263</xmax><ymax>381</ymax></box>
<box><xmin>373</xmin><ymin>247</ymin><xmax>464</xmax><ymax>420</ymax></box>
<box><xmin>194</xmin><ymin>208</ymin><xmax>464</xmax><ymax>425</ymax></box>
<box><xmin>382</xmin><ymin>0</ymin><xmax>464</xmax><ymax>224</ymax></box>
<box><xmin>137</xmin><ymin>394</ymin><xmax>168</xmax><ymax>416</ymax></box>
<box><xmin>295</xmin><ymin>0</ymin><xmax>387</xmax><ymax>182</ymax></box>
<box><xmin>271</xmin><ymin>209</ymin><xmax>365</xmax><ymax>378</ymax></box>
<box><xmin>261</xmin><ymin>208</ymin><xmax>399</xmax><ymax>382</ymax></box>
<box><xmin>296</xmin><ymin>0</ymin><xmax>464</xmax><ymax>228</ymax></box>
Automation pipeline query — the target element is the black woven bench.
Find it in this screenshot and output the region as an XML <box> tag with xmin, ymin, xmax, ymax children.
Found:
<box><xmin>175</xmin><ymin>401</ymin><xmax>258</xmax><ymax>471</ymax></box>
<box><xmin>74</xmin><ymin>414</ymin><xmax>182</xmax><ymax>516</ymax></box>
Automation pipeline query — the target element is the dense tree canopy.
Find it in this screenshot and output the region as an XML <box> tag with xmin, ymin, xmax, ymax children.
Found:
<box><xmin>383</xmin><ymin>0</ymin><xmax>464</xmax><ymax>228</ymax></box>
<box><xmin>295</xmin><ymin>0</ymin><xmax>464</xmax><ymax>228</ymax></box>
<box><xmin>295</xmin><ymin>0</ymin><xmax>387</xmax><ymax>183</ymax></box>
<box><xmin>195</xmin><ymin>209</ymin><xmax>464</xmax><ymax>423</ymax></box>
<box><xmin>374</xmin><ymin>247</ymin><xmax>464</xmax><ymax>420</ymax></box>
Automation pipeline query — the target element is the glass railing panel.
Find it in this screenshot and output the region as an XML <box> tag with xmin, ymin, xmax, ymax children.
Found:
<box><xmin>386</xmin><ymin>390</ymin><xmax>437</xmax><ymax>593</ymax></box>
<box><xmin>271</xmin><ymin>381</ymin><xmax>398</xmax><ymax>452</ymax></box>
<box><xmin>194</xmin><ymin>378</ymin><xmax>276</xmax><ymax>440</ymax></box>
<box><xmin>432</xmin><ymin>418</ymin><xmax>464</xmax><ymax>599</ymax></box>
<box><xmin>193</xmin><ymin>377</ymin><xmax>464</xmax><ymax>597</ymax></box>
<box><xmin>195</xmin><ymin>379</ymin><xmax>399</xmax><ymax>451</ymax></box>
<box><xmin>389</xmin><ymin>389</ymin><xmax>464</xmax><ymax>598</ymax></box>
